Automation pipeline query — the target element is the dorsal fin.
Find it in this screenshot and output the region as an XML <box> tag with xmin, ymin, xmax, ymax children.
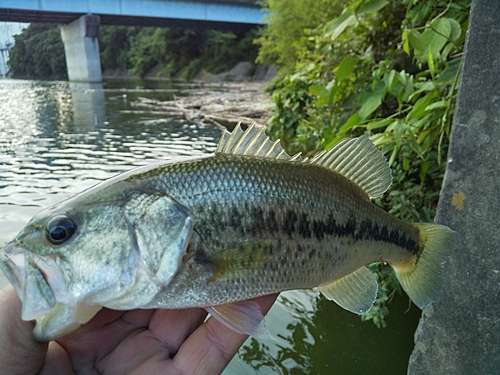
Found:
<box><xmin>309</xmin><ymin>136</ymin><xmax>392</xmax><ymax>198</ymax></box>
<box><xmin>216</xmin><ymin>125</ymin><xmax>391</xmax><ymax>198</ymax></box>
<box><xmin>216</xmin><ymin>123</ymin><xmax>304</xmax><ymax>161</ymax></box>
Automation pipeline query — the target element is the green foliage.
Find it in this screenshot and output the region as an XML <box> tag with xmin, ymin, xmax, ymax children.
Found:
<box><xmin>265</xmin><ymin>0</ymin><xmax>471</xmax><ymax>326</ymax></box>
<box><xmin>8</xmin><ymin>24</ymin><xmax>67</xmax><ymax>79</ymax></box>
<box><xmin>8</xmin><ymin>24</ymin><xmax>258</xmax><ymax>80</ymax></box>
<box><xmin>125</xmin><ymin>27</ymin><xmax>259</xmax><ymax>79</ymax></box>
<box><xmin>99</xmin><ymin>26</ymin><xmax>139</xmax><ymax>71</ymax></box>
<box><xmin>255</xmin><ymin>0</ymin><xmax>346</xmax><ymax>76</ymax></box>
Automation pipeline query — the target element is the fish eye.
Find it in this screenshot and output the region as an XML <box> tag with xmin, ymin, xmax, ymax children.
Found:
<box><xmin>46</xmin><ymin>215</ymin><xmax>76</xmax><ymax>245</ymax></box>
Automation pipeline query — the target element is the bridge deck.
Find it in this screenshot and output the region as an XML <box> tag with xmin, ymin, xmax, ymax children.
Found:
<box><xmin>0</xmin><ymin>0</ymin><xmax>265</xmax><ymax>31</ymax></box>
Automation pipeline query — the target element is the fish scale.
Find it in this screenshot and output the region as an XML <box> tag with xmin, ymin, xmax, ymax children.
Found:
<box><xmin>126</xmin><ymin>154</ymin><xmax>419</xmax><ymax>309</ymax></box>
<box><xmin>0</xmin><ymin>124</ymin><xmax>453</xmax><ymax>340</ymax></box>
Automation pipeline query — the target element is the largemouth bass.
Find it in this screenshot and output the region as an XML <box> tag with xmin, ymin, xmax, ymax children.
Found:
<box><xmin>0</xmin><ymin>124</ymin><xmax>453</xmax><ymax>341</ymax></box>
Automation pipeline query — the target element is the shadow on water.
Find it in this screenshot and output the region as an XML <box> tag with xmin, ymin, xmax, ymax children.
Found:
<box><xmin>0</xmin><ymin>79</ymin><xmax>421</xmax><ymax>374</ymax></box>
<box><xmin>225</xmin><ymin>289</ymin><xmax>421</xmax><ymax>375</ymax></box>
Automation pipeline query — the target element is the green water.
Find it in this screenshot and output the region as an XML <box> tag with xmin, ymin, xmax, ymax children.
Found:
<box><xmin>0</xmin><ymin>79</ymin><xmax>420</xmax><ymax>374</ymax></box>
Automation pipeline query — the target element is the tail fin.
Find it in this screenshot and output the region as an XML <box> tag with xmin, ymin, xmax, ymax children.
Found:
<box><xmin>393</xmin><ymin>223</ymin><xmax>454</xmax><ymax>309</ymax></box>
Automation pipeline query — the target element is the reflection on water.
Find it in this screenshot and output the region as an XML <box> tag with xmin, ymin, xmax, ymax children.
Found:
<box><xmin>0</xmin><ymin>79</ymin><xmax>420</xmax><ymax>375</ymax></box>
<box><xmin>0</xmin><ymin>78</ymin><xmax>222</xmax><ymax>285</ymax></box>
<box><xmin>69</xmin><ymin>82</ymin><xmax>106</xmax><ymax>127</ymax></box>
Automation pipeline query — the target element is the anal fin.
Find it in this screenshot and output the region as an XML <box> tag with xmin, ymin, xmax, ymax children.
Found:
<box><xmin>206</xmin><ymin>300</ymin><xmax>269</xmax><ymax>339</ymax></box>
<box><xmin>316</xmin><ymin>266</ymin><xmax>378</xmax><ymax>314</ymax></box>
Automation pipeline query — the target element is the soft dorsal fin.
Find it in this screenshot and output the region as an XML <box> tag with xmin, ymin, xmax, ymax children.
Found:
<box><xmin>309</xmin><ymin>136</ymin><xmax>392</xmax><ymax>198</ymax></box>
<box><xmin>216</xmin><ymin>123</ymin><xmax>304</xmax><ymax>161</ymax></box>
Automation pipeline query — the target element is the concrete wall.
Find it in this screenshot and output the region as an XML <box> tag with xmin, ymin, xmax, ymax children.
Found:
<box><xmin>408</xmin><ymin>1</ymin><xmax>500</xmax><ymax>374</ymax></box>
<box><xmin>60</xmin><ymin>15</ymin><xmax>102</xmax><ymax>83</ymax></box>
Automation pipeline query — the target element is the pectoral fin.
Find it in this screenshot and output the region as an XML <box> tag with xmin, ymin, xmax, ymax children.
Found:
<box><xmin>206</xmin><ymin>300</ymin><xmax>269</xmax><ymax>339</ymax></box>
<box><xmin>316</xmin><ymin>266</ymin><xmax>378</xmax><ymax>314</ymax></box>
<box><xmin>206</xmin><ymin>240</ymin><xmax>278</xmax><ymax>281</ymax></box>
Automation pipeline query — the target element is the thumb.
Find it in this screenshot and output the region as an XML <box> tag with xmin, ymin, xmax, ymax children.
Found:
<box><xmin>0</xmin><ymin>285</ymin><xmax>48</xmax><ymax>375</ymax></box>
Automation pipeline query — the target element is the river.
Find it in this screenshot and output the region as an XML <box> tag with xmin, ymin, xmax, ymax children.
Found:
<box><xmin>0</xmin><ymin>78</ymin><xmax>420</xmax><ymax>374</ymax></box>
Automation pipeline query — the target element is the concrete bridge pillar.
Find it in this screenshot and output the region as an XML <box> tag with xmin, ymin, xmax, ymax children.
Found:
<box><xmin>60</xmin><ymin>15</ymin><xmax>102</xmax><ymax>82</ymax></box>
<box><xmin>408</xmin><ymin>0</ymin><xmax>500</xmax><ymax>374</ymax></box>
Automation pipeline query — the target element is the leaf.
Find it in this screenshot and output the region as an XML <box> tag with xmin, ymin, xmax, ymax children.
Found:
<box><xmin>327</xmin><ymin>11</ymin><xmax>357</xmax><ymax>41</ymax></box>
<box><xmin>406</xmin><ymin>91</ymin><xmax>437</xmax><ymax>121</ymax></box>
<box><xmin>325</xmin><ymin>113</ymin><xmax>362</xmax><ymax>149</ymax></box>
<box><xmin>388</xmin><ymin>146</ymin><xmax>399</xmax><ymax>166</ymax></box>
<box><xmin>402</xmin><ymin>30</ymin><xmax>410</xmax><ymax>55</ymax></box>
<box><xmin>403</xmin><ymin>157</ymin><xmax>410</xmax><ymax>171</ymax></box>
<box><xmin>435</xmin><ymin>58</ymin><xmax>461</xmax><ymax>85</ymax></box>
<box><xmin>427</xmin><ymin>47</ymin><xmax>435</xmax><ymax>76</ymax></box>
<box><xmin>448</xmin><ymin>18</ymin><xmax>462</xmax><ymax>41</ymax></box>
<box><xmin>425</xmin><ymin>100</ymin><xmax>447</xmax><ymax>111</ymax></box>
<box><xmin>339</xmin><ymin>113</ymin><xmax>361</xmax><ymax>133</ymax></box>
<box><xmin>309</xmin><ymin>84</ymin><xmax>330</xmax><ymax>107</ymax></box>
<box><xmin>420</xmin><ymin>160</ymin><xmax>431</xmax><ymax>185</ymax></box>
<box><xmin>417</xmin><ymin>129</ymin><xmax>433</xmax><ymax>145</ymax></box>
<box><xmin>394</xmin><ymin>120</ymin><xmax>406</xmax><ymax>145</ymax></box>
<box><xmin>367</xmin><ymin>118</ymin><xmax>393</xmax><ymax>130</ymax></box>
<box><xmin>407</xmin><ymin>29</ymin><xmax>424</xmax><ymax>54</ymax></box>
<box><xmin>335</xmin><ymin>56</ymin><xmax>357</xmax><ymax>82</ymax></box>
<box><xmin>421</xmin><ymin>18</ymin><xmax>451</xmax><ymax>58</ymax></box>
<box><xmin>358</xmin><ymin>0</ymin><xmax>389</xmax><ymax>14</ymax></box>
<box><xmin>384</xmin><ymin>70</ymin><xmax>397</xmax><ymax>91</ymax></box>
<box><xmin>358</xmin><ymin>81</ymin><xmax>386</xmax><ymax>120</ymax></box>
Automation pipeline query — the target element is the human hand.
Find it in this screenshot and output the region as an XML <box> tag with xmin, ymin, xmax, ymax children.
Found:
<box><xmin>0</xmin><ymin>285</ymin><xmax>278</xmax><ymax>375</ymax></box>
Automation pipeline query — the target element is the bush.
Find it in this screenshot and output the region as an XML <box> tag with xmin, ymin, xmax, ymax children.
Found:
<box><xmin>264</xmin><ymin>0</ymin><xmax>471</xmax><ymax>326</ymax></box>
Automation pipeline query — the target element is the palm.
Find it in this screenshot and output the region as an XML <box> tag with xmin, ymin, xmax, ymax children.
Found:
<box><xmin>37</xmin><ymin>294</ymin><xmax>278</xmax><ymax>375</ymax></box>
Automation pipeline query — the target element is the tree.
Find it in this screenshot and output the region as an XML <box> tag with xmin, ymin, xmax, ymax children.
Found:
<box><xmin>8</xmin><ymin>24</ymin><xmax>67</xmax><ymax>79</ymax></box>
<box><xmin>263</xmin><ymin>0</ymin><xmax>471</xmax><ymax>326</ymax></box>
<box><xmin>254</xmin><ymin>0</ymin><xmax>346</xmax><ymax>76</ymax></box>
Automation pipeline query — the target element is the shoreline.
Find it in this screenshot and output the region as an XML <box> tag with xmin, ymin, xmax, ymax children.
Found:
<box><xmin>132</xmin><ymin>81</ymin><xmax>274</xmax><ymax>130</ymax></box>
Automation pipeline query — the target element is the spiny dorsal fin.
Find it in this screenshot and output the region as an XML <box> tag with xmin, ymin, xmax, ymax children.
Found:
<box><xmin>216</xmin><ymin>123</ymin><xmax>304</xmax><ymax>161</ymax></box>
<box><xmin>309</xmin><ymin>136</ymin><xmax>392</xmax><ymax>198</ymax></box>
<box><xmin>217</xmin><ymin>125</ymin><xmax>390</xmax><ymax>198</ymax></box>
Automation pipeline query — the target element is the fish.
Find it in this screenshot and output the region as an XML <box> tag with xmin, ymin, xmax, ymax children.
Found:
<box><xmin>0</xmin><ymin>124</ymin><xmax>453</xmax><ymax>341</ymax></box>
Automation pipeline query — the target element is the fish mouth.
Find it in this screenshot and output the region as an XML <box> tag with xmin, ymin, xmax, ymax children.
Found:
<box><xmin>0</xmin><ymin>241</ymin><xmax>26</xmax><ymax>296</ymax></box>
<box><xmin>0</xmin><ymin>241</ymin><xmax>61</xmax><ymax>322</ymax></box>
<box><xmin>0</xmin><ymin>241</ymin><xmax>98</xmax><ymax>341</ymax></box>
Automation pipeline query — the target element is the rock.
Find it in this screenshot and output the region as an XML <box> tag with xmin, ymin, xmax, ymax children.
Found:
<box><xmin>215</xmin><ymin>61</ymin><xmax>254</xmax><ymax>82</ymax></box>
<box><xmin>407</xmin><ymin>1</ymin><xmax>500</xmax><ymax>374</ymax></box>
<box><xmin>252</xmin><ymin>64</ymin><xmax>277</xmax><ymax>81</ymax></box>
<box><xmin>262</xmin><ymin>65</ymin><xmax>277</xmax><ymax>81</ymax></box>
<box><xmin>193</xmin><ymin>68</ymin><xmax>217</xmax><ymax>82</ymax></box>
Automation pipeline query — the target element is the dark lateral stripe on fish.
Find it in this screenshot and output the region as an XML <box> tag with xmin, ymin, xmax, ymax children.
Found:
<box><xmin>196</xmin><ymin>202</ymin><xmax>419</xmax><ymax>255</ymax></box>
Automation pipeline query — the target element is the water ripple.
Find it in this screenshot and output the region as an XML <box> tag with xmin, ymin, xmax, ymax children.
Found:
<box><xmin>0</xmin><ymin>79</ymin><xmax>222</xmax><ymax>246</ymax></box>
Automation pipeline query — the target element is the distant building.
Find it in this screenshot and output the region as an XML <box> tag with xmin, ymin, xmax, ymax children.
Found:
<box><xmin>0</xmin><ymin>22</ymin><xmax>28</xmax><ymax>76</ymax></box>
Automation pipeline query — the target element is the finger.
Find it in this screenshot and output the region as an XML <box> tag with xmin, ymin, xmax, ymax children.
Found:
<box><xmin>173</xmin><ymin>294</ymin><xmax>278</xmax><ymax>375</ymax></box>
<box><xmin>57</xmin><ymin>308</ymin><xmax>155</xmax><ymax>367</ymax></box>
<box><xmin>38</xmin><ymin>342</ymin><xmax>73</xmax><ymax>375</ymax></box>
<box><xmin>96</xmin><ymin>308</ymin><xmax>207</xmax><ymax>373</ymax></box>
<box><xmin>0</xmin><ymin>285</ymin><xmax>48</xmax><ymax>375</ymax></box>
<box><xmin>147</xmin><ymin>307</ymin><xmax>207</xmax><ymax>355</ymax></box>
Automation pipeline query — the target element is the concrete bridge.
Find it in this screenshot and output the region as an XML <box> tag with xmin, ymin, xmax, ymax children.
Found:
<box><xmin>0</xmin><ymin>0</ymin><xmax>266</xmax><ymax>82</ymax></box>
